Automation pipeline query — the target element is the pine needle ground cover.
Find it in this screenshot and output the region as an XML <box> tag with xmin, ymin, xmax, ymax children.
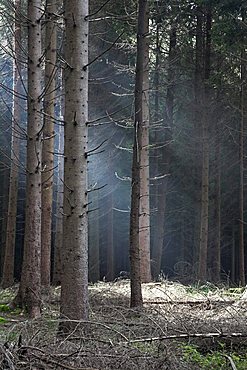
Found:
<box><xmin>0</xmin><ymin>281</ymin><xmax>246</xmax><ymax>369</ymax></box>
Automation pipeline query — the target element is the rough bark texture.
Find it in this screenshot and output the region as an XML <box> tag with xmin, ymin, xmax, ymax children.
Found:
<box><xmin>41</xmin><ymin>0</ymin><xmax>57</xmax><ymax>288</ymax></box>
<box><xmin>13</xmin><ymin>0</ymin><xmax>43</xmax><ymax>318</ymax></box>
<box><xmin>59</xmin><ymin>0</ymin><xmax>89</xmax><ymax>329</ymax></box>
<box><xmin>239</xmin><ymin>47</ymin><xmax>245</xmax><ymax>286</ymax></box>
<box><xmin>130</xmin><ymin>0</ymin><xmax>149</xmax><ymax>308</ymax></box>
<box><xmin>198</xmin><ymin>6</ymin><xmax>211</xmax><ymax>281</ymax></box>
<box><xmin>2</xmin><ymin>0</ymin><xmax>22</xmax><ymax>288</ymax></box>
<box><xmin>139</xmin><ymin>1</ymin><xmax>151</xmax><ymax>283</ymax></box>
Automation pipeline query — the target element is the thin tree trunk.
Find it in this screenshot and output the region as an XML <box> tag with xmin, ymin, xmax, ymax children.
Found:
<box><xmin>212</xmin><ymin>112</ymin><xmax>221</xmax><ymax>282</ymax></box>
<box><xmin>139</xmin><ymin>0</ymin><xmax>151</xmax><ymax>283</ymax></box>
<box><xmin>198</xmin><ymin>6</ymin><xmax>212</xmax><ymax>281</ymax></box>
<box><xmin>52</xmin><ymin>123</ymin><xmax>64</xmax><ymax>285</ymax></box>
<box><xmin>59</xmin><ymin>0</ymin><xmax>89</xmax><ymax>330</ymax></box>
<box><xmin>2</xmin><ymin>0</ymin><xmax>22</xmax><ymax>288</ymax></box>
<box><xmin>41</xmin><ymin>0</ymin><xmax>57</xmax><ymax>288</ymax></box>
<box><xmin>231</xmin><ymin>225</ymin><xmax>236</xmax><ymax>283</ymax></box>
<box><xmin>130</xmin><ymin>0</ymin><xmax>149</xmax><ymax>308</ymax></box>
<box><xmin>239</xmin><ymin>47</ymin><xmax>245</xmax><ymax>286</ymax></box>
<box><xmin>106</xmin><ymin>192</ymin><xmax>114</xmax><ymax>281</ymax></box>
<box><xmin>0</xmin><ymin>169</ymin><xmax>10</xmax><ymax>278</ymax></box>
<box><xmin>13</xmin><ymin>0</ymin><xmax>43</xmax><ymax>318</ymax></box>
<box><xmin>88</xmin><ymin>191</ymin><xmax>100</xmax><ymax>282</ymax></box>
<box><xmin>193</xmin><ymin>5</ymin><xmax>203</xmax><ymax>270</ymax></box>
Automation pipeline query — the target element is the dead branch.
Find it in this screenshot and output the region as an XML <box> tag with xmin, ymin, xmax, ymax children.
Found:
<box><xmin>120</xmin><ymin>331</ymin><xmax>247</xmax><ymax>345</ymax></box>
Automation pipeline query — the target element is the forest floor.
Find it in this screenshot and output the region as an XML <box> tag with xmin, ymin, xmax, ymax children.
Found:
<box><xmin>0</xmin><ymin>280</ymin><xmax>246</xmax><ymax>369</ymax></box>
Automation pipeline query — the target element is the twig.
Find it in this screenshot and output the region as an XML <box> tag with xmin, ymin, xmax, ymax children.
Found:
<box><xmin>223</xmin><ymin>355</ymin><xmax>238</xmax><ymax>370</ymax></box>
<box><xmin>83</xmin><ymin>31</ymin><xmax>124</xmax><ymax>70</ymax></box>
<box><xmin>30</xmin><ymin>352</ymin><xmax>99</xmax><ymax>370</ymax></box>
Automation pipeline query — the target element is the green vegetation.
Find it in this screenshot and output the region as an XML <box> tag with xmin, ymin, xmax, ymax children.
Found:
<box><xmin>0</xmin><ymin>304</ymin><xmax>10</xmax><ymax>312</ymax></box>
<box><xmin>182</xmin><ymin>344</ymin><xmax>247</xmax><ymax>370</ymax></box>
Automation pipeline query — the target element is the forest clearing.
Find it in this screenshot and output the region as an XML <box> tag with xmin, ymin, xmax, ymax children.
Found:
<box><xmin>0</xmin><ymin>280</ymin><xmax>246</xmax><ymax>369</ymax></box>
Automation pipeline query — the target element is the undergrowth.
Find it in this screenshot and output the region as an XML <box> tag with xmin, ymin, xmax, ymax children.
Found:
<box><xmin>182</xmin><ymin>343</ymin><xmax>247</xmax><ymax>369</ymax></box>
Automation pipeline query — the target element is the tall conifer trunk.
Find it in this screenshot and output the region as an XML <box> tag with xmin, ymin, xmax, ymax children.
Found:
<box><xmin>13</xmin><ymin>0</ymin><xmax>43</xmax><ymax>318</ymax></box>
<box><xmin>239</xmin><ymin>46</ymin><xmax>246</xmax><ymax>286</ymax></box>
<box><xmin>53</xmin><ymin>70</ymin><xmax>64</xmax><ymax>286</ymax></box>
<box><xmin>193</xmin><ymin>5</ymin><xmax>203</xmax><ymax>269</ymax></box>
<box><xmin>139</xmin><ymin>0</ymin><xmax>151</xmax><ymax>283</ymax></box>
<box><xmin>2</xmin><ymin>0</ymin><xmax>22</xmax><ymax>288</ymax></box>
<box><xmin>41</xmin><ymin>0</ymin><xmax>57</xmax><ymax>288</ymax></box>
<box><xmin>198</xmin><ymin>6</ymin><xmax>212</xmax><ymax>281</ymax></box>
<box><xmin>130</xmin><ymin>0</ymin><xmax>149</xmax><ymax>308</ymax></box>
<box><xmin>59</xmin><ymin>0</ymin><xmax>89</xmax><ymax>329</ymax></box>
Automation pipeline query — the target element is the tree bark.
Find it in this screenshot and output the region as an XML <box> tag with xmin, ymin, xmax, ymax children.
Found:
<box><xmin>193</xmin><ymin>5</ymin><xmax>203</xmax><ymax>270</ymax></box>
<box><xmin>41</xmin><ymin>0</ymin><xmax>57</xmax><ymax>289</ymax></box>
<box><xmin>198</xmin><ymin>6</ymin><xmax>212</xmax><ymax>281</ymax></box>
<box><xmin>2</xmin><ymin>0</ymin><xmax>22</xmax><ymax>288</ymax></box>
<box><xmin>59</xmin><ymin>0</ymin><xmax>89</xmax><ymax>330</ymax></box>
<box><xmin>13</xmin><ymin>0</ymin><xmax>43</xmax><ymax>318</ymax></box>
<box><xmin>130</xmin><ymin>0</ymin><xmax>149</xmax><ymax>308</ymax></box>
<box><xmin>239</xmin><ymin>46</ymin><xmax>246</xmax><ymax>286</ymax></box>
<box><xmin>139</xmin><ymin>0</ymin><xmax>151</xmax><ymax>283</ymax></box>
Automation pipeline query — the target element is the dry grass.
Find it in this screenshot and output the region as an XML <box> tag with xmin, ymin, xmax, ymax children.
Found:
<box><xmin>0</xmin><ymin>281</ymin><xmax>246</xmax><ymax>369</ymax></box>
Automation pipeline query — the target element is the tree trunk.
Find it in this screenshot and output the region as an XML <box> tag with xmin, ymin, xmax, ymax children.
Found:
<box><xmin>52</xmin><ymin>123</ymin><xmax>64</xmax><ymax>286</ymax></box>
<box><xmin>0</xmin><ymin>169</ymin><xmax>10</xmax><ymax>278</ymax></box>
<box><xmin>59</xmin><ymin>0</ymin><xmax>89</xmax><ymax>330</ymax></box>
<box><xmin>88</xmin><ymin>191</ymin><xmax>100</xmax><ymax>282</ymax></box>
<box><xmin>41</xmin><ymin>0</ymin><xmax>57</xmax><ymax>288</ymax></box>
<box><xmin>151</xmin><ymin>20</ymin><xmax>161</xmax><ymax>279</ymax></box>
<box><xmin>52</xmin><ymin>68</ymin><xmax>64</xmax><ymax>286</ymax></box>
<box><xmin>212</xmin><ymin>105</ymin><xmax>221</xmax><ymax>282</ymax></box>
<box><xmin>139</xmin><ymin>0</ymin><xmax>151</xmax><ymax>283</ymax></box>
<box><xmin>2</xmin><ymin>0</ymin><xmax>22</xmax><ymax>288</ymax></box>
<box><xmin>193</xmin><ymin>5</ymin><xmax>203</xmax><ymax>270</ymax></box>
<box><xmin>239</xmin><ymin>47</ymin><xmax>245</xmax><ymax>286</ymax></box>
<box><xmin>13</xmin><ymin>0</ymin><xmax>43</xmax><ymax>318</ymax></box>
<box><xmin>231</xmin><ymin>225</ymin><xmax>236</xmax><ymax>283</ymax></box>
<box><xmin>130</xmin><ymin>0</ymin><xmax>149</xmax><ymax>308</ymax></box>
<box><xmin>106</xmin><ymin>192</ymin><xmax>114</xmax><ymax>281</ymax></box>
<box><xmin>198</xmin><ymin>6</ymin><xmax>212</xmax><ymax>281</ymax></box>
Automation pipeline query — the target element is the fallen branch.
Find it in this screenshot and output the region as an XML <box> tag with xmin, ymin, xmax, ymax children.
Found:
<box><xmin>143</xmin><ymin>300</ymin><xmax>236</xmax><ymax>305</ymax></box>
<box><xmin>120</xmin><ymin>332</ymin><xmax>247</xmax><ymax>344</ymax></box>
<box><xmin>28</xmin><ymin>352</ymin><xmax>99</xmax><ymax>370</ymax></box>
